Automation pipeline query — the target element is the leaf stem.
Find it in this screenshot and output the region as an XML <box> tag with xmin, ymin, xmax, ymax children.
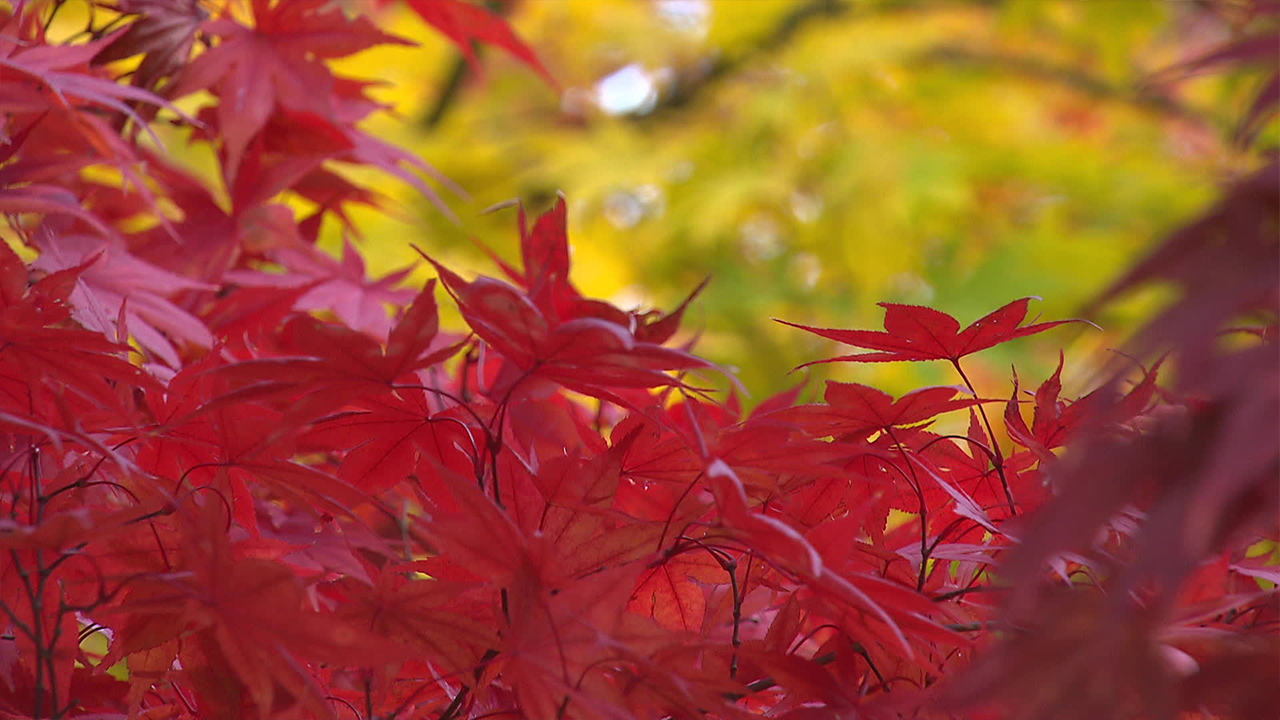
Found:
<box><xmin>882</xmin><ymin>427</ymin><xmax>930</xmax><ymax>591</ymax></box>
<box><xmin>951</xmin><ymin>359</ymin><xmax>1015</xmax><ymax>513</ymax></box>
<box><xmin>728</xmin><ymin>559</ymin><xmax>741</xmax><ymax>680</ymax></box>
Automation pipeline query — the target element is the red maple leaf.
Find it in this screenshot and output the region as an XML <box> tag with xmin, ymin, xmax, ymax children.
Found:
<box><xmin>479</xmin><ymin>197</ymin><xmax>708</xmax><ymax>344</ymax></box>
<box><xmin>32</xmin><ymin>232</ymin><xmax>216</xmax><ymax>368</ymax></box>
<box><xmin>168</xmin><ymin>0</ymin><xmax>411</xmax><ymax>178</ymax></box>
<box><xmin>102</xmin><ymin>502</ymin><xmax>412</xmax><ymax>719</ymax></box>
<box><xmin>211</xmin><ymin>281</ymin><xmax>465</xmax><ymax>422</ymax></box>
<box><xmin>0</xmin><ymin>13</ymin><xmax>182</xmax><ymax>129</ymax></box>
<box><xmin>226</xmin><ymin>236</ymin><xmax>416</xmax><ymax>339</ymax></box>
<box><xmin>628</xmin><ymin>553</ymin><xmax>714</xmax><ymax>632</ymax></box>
<box><xmin>91</xmin><ymin>0</ymin><xmax>208</xmax><ymax>94</ymax></box>
<box><xmin>424</xmin><ymin>256</ymin><xmax>715</xmax><ymax>405</ymax></box>
<box><xmin>0</xmin><ymin>112</ymin><xmax>113</xmax><ymax>234</ymax></box>
<box><xmin>306</xmin><ymin>391</ymin><xmax>478</xmax><ymax>493</ymax></box>
<box><xmin>325</xmin><ymin>561</ymin><xmax>500</xmax><ymax>681</ymax></box>
<box><xmin>778</xmin><ymin>297</ymin><xmax>1078</xmax><ymax>366</ymax></box>
<box><xmin>0</xmin><ymin>243</ymin><xmax>158</xmax><ymax>425</ymax></box>
<box><xmin>406</xmin><ymin>0</ymin><xmax>557</xmax><ymax>87</ymax></box>
<box><xmin>1005</xmin><ymin>354</ymin><xmax>1163</xmax><ymax>462</ymax></box>
<box><xmin>772</xmin><ymin>381</ymin><xmax>989</xmax><ymax>437</ymax></box>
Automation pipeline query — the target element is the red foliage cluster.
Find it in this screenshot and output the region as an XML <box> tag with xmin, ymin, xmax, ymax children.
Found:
<box><xmin>0</xmin><ymin>1</ymin><xmax>1275</xmax><ymax>719</ymax></box>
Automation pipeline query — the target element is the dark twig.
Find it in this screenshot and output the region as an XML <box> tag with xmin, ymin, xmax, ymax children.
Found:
<box><xmin>422</xmin><ymin>0</ymin><xmax>511</xmax><ymax>129</ymax></box>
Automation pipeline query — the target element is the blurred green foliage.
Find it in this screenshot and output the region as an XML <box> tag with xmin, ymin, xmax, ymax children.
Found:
<box><xmin>329</xmin><ymin>0</ymin><xmax>1263</xmax><ymax>401</ymax></box>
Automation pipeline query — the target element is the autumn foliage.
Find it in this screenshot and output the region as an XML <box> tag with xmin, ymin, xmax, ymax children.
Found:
<box><xmin>1</xmin><ymin>1</ymin><xmax>1277</xmax><ymax>719</ymax></box>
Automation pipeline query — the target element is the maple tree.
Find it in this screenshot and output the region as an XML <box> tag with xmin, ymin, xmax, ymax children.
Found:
<box><xmin>0</xmin><ymin>1</ymin><xmax>1276</xmax><ymax>719</ymax></box>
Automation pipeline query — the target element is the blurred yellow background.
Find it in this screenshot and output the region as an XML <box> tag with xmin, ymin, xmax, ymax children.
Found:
<box><xmin>324</xmin><ymin>0</ymin><xmax>1262</xmax><ymax>401</ymax></box>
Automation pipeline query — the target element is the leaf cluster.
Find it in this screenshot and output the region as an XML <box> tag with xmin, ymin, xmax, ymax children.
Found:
<box><xmin>0</xmin><ymin>1</ymin><xmax>1275</xmax><ymax>719</ymax></box>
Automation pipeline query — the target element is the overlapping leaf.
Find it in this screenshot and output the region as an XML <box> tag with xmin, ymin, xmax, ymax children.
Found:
<box><xmin>0</xmin><ymin>1</ymin><xmax>1273</xmax><ymax>718</ymax></box>
<box><xmin>424</xmin><ymin>253</ymin><xmax>715</xmax><ymax>403</ymax></box>
<box><xmin>773</xmin><ymin>381</ymin><xmax>988</xmax><ymax>437</ymax></box>
<box><xmin>167</xmin><ymin>0</ymin><xmax>412</xmax><ymax>176</ymax></box>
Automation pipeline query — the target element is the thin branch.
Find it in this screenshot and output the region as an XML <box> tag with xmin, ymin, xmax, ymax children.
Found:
<box><xmin>912</xmin><ymin>45</ymin><xmax>1216</xmax><ymax>126</ymax></box>
<box><xmin>635</xmin><ymin>0</ymin><xmax>849</xmax><ymax>123</ymax></box>
<box><xmin>952</xmin><ymin>359</ymin><xmax>1015</xmax><ymax>513</ymax></box>
<box><xmin>422</xmin><ymin>0</ymin><xmax>512</xmax><ymax>129</ymax></box>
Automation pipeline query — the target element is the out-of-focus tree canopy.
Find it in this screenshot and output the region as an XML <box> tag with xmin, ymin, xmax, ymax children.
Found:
<box><xmin>328</xmin><ymin>0</ymin><xmax>1266</xmax><ymax>399</ymax></box>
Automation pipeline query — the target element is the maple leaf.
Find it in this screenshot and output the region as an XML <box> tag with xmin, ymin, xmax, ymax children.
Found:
<box><xmin>0</xmin><ymin>548</ymin><xmax>82</xmax><ymax>713</ymax></box>
<box><xmin>1089</xmin><ymin>160</ymin><xmax>1278</xmax><ymax>384</ymax></box>
<box><xmin>307</xmin><ymin>391</ymin><xmax>478</xmax><ymax>493</ymax></box>
<box><xmin>326</xmin><ymin>562</ymin><xmax>500</xmax><ymax>681</ymax></box>
<box><xmin>32</xmin><ymin>232</ymin><xmax>215</xmax><ymax>368</ymax></box>
<box><xmin>108</xmin><ymin>149</ymin><xmax>243</xmax><ymax>284</ymax></box>
<box><xmin>424</xmin><ymin>255</ymin><xmax>715</xmax><ymax>404</ymax></box>
<box><xmin>906</xmin><ymin>421</ymin><xmax>1038</xmax><ymax>520</ymax></box>
<box><xmin>91</xmin><ymin>0</ymin><xmax>208</xmax><ymax>94</ymax></box>
<box><xmin>1005</xmin><ymin>355</ymin><xmax>1164</xmax><ymax>465</ymax></box>
<box><xmin>477</xmin><ymin>196</ymin><xmax>574</xmax><ymax>316</ymax></box>
<box><xmin>341</xmin><ymin>129</ymin><xmax>464</xmax><ymax>220</ymax></box>
<box><xmin>211</xmin><ymin>281</ymin><xmax>465</xmax><ymax>425</ymax></box>
<box><xmin>0</xmin><ymin>111</ymin><xmax>116</xmax><ymax>233</ymax></box>
<box><xmin>503</xmin><ymin>562</ymin><xmax>664</xmax><ymax>720</ymax></box>
<box><xmin>414</xmin><ymin>460</ymin><xmax>530</xmax><ymax>585</ymax></box>
<box><xmin>201</xmin><ymin>282</ymin><xmax>322</xmax><ymax>350</ymax></box>
<box><xmin>500</xmin><ymin>444</ymin><xmax>673</xmax><ymax>584</ymax></box>
<box><xmin>103</xmin><ymin>503</ymin><xmax>412</xmax><ymax>719</ymax></box>
<box><xmin>225</xmin><ymin>236</ymin><xmax>416</xmax><ymax>339</ymax></box>
<box><xmin>0</xmin><ymin>243</ymin><xmax>159</xmax><ymax>425</ymax></box>
<box><xmin>704</xmin><ymin>459</ymin><xmax>934</xmax><ymax>654</ymax></box>
<box><xmin>0</xmin><ymin>115</ymin><xmax>138</xmax><ymax>238</ymax></box>
<box><xmin>778</xmin><ymin>297</ymin><xmax>1078</xmax><ymax>366</ymax></box>
<box><xmin>772</xmin><ymin>381</ymin><xmax>989</xmax><ymax>437</ymax></box>
<box><xmin>291</xmin><ymin>166</ymin><xmax>387</xmax><ymax>238</ymax></box>
<box><xmin>481</xmin><ymin>196</ymin><xmax>708</xmax><ymax>344</ymax></box>
<box><xmin>133</xmin><ymin>356</ymin><xmax>376</xmax><ymax>529</ymax></box>
<box><xmin>405</xmin><ymin>0</ymin><xmax>557</xmax><ymax>87</ymax></box>
<box><xmin>0</xmin><ymin>14</ymin><xmax>184</xmax><ymax>132</ymax></box>
<box><xmin>227</xmin><ymin>108</ymin><xmax>356</xmax><ymax>210</ymax></box>
<box><xmin>628</xmin><ymin>554</ymin><xmax>710</xmax><ymax>632</ymax></box>
<box><xmin>4</xmin><ymin>0</ymin><xmax>1273</xmax><ymax>715</ymax></box>
<box><xmin>167</xmin><ymin>0</ymin><xmax>412</xmax><ymax>178</ymax></box>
